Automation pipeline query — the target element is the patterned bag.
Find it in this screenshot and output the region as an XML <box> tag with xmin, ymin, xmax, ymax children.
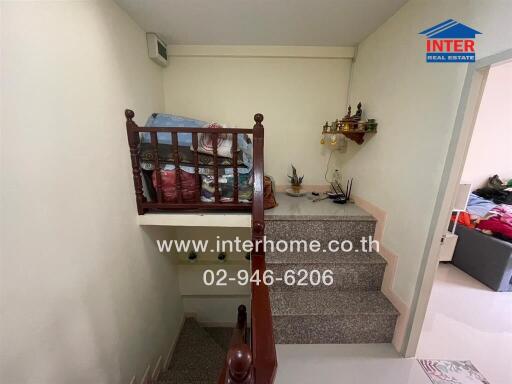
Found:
<box><xmin>264</xmin><ymin>176</ymin><xmax>278</xmax><ymax>210</ymax></box>
<box><xmin>193</xmin><ymin>123</ymin><xmax>239</xmax><ymax>158</ymax></box>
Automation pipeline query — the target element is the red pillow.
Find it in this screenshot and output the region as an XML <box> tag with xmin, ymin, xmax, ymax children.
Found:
<box><xmin>152</xmin><ymin>169</ymin><xmax>197</xmax><ymax>203</ymax></box>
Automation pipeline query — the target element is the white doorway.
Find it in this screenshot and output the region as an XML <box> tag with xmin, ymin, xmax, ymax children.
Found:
<box><xmin>403</xmin><ymin>48</ymin><xmax>512</xmax><ymax>371</ymax></box>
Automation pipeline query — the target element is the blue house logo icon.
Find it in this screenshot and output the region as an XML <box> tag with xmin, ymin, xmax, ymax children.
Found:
<box><xmin>419</xmin><ymin>19</ymin><xmax>481</xmax><ymax>63</ymax></box>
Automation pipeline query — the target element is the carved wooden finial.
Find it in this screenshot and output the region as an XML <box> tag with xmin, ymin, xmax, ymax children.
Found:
<box><xmin>254</xmin><ymin>113</ymin><xmax>264</xmax><ymax>124</ymax></box>
<box><xmin>227</xmin><ymin>344</ymin><xmax>253</xmax><ymax>383</ymax></box>
<box><xmin>125</xmin><ymin>109</ymin><xmax>135</xmax><ymax>121</ymax></box>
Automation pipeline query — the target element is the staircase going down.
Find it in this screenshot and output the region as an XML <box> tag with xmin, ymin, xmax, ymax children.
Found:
<box><xmin>158</xmin><ymin>318</ymin><xmax>232</xmax><ymax>384</ymax></box>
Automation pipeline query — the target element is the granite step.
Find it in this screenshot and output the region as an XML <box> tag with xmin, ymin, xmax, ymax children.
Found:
<box><xmin>265</xmin><ymin>219</ymin><xmax>377</xmax><ymax>250</ymax></box>
<box><xmin>203</xmin><ymin>327</ymin><xmax>233</xmax><ymax>352</ymax></box>
<box><xmin>271</xmin><ymin>290</ymin><xmax>398</xmax><ymax>344</ymax></box>
<box><xmin>267</xmin><ymin>251</ymin><xmax>387</xmax><ymax>291</ymax></box>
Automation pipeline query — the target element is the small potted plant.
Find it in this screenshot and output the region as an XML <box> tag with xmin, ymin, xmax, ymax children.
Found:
<box><xmin>288</xmin><ymin>164</ymin><xmax>304</xmax><ymax>193</ymax></box>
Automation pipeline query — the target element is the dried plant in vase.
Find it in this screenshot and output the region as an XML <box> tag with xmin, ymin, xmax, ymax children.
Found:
<box><xmin>288</xmin><ymin>164</ymin><xmax>304</xmax><ymax>193</ymax></box>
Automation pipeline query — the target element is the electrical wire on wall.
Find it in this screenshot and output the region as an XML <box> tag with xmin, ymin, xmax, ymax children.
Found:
<box><xmin>346</xmin><ymin>45</ymin><xmax>358</xmax><ymax>110</ymax></box>
<box><xmin>323</xmin><ymin>46</ymin><xmax>358</xmax><ymax>184</ymax></box>
<box><xmin>324</xmin><ymin>149</ymin><xmax>337</xmax><ymax>183</ymax></box>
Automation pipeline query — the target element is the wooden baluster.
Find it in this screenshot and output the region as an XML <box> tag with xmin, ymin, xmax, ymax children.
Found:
<box><xmin>172</xmin><ymin>132</ymin><xmax>183</xmax><ymax>203</ymax></box>
<box><xmin>252</xmin><ymin>114</ymin><xmax>265</xmax><ymax>253</ymax></box>
<box><xmin>192</xmin><ymin>132</ymin><xmax>200</xmax><ymax>202</ymax></box>
<box><xmin>232</xmin><ymin>133</ymin><xmax>238</xmax><ymax>203</ymax></box>
<box><xmin>213</xmin><ymin>133</ymin><xmax>220</xmax><ymax>202</ymax></box>
<box><xmin>150</xmin><ymin>132</ymin><xmax>163</xmax><ymax>203</ymax></box>
<box><xmin>125</xmin><ymin>109</ymin><xmax>146</xmax><ymax>215</ymax></box>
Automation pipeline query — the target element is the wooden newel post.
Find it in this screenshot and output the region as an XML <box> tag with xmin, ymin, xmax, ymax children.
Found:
<box><xmin>226</xmin><ymin>305</ymin><xmax>253</xmax><ymax>384</ymax></box>
<box><xmin>252</xmin><ymin>113</ymin><xmax>265</xmax><ymax>255</ymax></box>
<box><xmin>227</xmin><ymin>344</ymin><xmax>253</xmax><ymax>384</ymax></box>
<box><xmin>125</xmin><ymin>109</ymin><xmax>146</xmax><ymax>215</ymax></box>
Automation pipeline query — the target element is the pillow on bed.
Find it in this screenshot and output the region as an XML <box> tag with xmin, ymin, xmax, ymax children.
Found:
<box><xmin>141</xmin><ymin>113</ymin><xmax>208</xmax><ymax>145</ymax></box>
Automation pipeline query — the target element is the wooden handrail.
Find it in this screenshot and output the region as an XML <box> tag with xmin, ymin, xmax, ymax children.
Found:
<box><xmin>250</xmin><ymin>114</ymin><xmax>277</xmax><ymax>384</ymax></box>
<box><xmin>130</xmin><ymin>126</ymin><xmax>254</xmax><ymax>134</ymax></box>
<box><xmin>220</xmin><ymin>114</ymin><xmax>277</xmax><ymax>384</ymax></box>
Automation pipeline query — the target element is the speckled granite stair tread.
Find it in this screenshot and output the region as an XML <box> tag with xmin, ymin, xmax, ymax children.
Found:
<box><xmin>265</xmin><ymin>216</ymin><xmax>377</xmax><ymax>247</ymax></box>
<box><xmin>268</xmin><ymin>262</ymin><xmax>387</xmax><ymax>292</ymax></box>
<box><xmin>271</xmin><ymin>291</ymin><xmax>398</xmax><ymax>316</ymax></box>
<box><xmin>265</xmin><ymin>222</ymin><xmax>377</xmax><ymax>249</ymax></box>
<box><xmin>271</xmin><ymin>291</ymin><xmax>399</xmax><ymax>344</ymax></box>
<box><xmin>203</xmin><ymin>327</ymin><xmax>233</xmax><ymax>352</ymax></box>
<box><xmin>159</xmin><ymin>318</ymin><xmax>226</xmax><ymax>384</ymax></box>
<box><xmin>267</xmin><ymin>252</ymin><xmax>388</xmax><ymax>292</ymax></box>
<box><xmin>265</xmin><ymin>193</ymin><xmax>375</xmax><ymax>221</ymax></box>
<box><xmin>266</xmin><ymin>250</ymin><xmax>386</xmax><ymax>264</ymax></box>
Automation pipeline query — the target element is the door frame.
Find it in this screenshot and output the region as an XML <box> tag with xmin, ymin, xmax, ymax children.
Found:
<box><xmin>403</xmin><ymin>48</ymin><xmax>512</xmax><ymax>357</ymax></box>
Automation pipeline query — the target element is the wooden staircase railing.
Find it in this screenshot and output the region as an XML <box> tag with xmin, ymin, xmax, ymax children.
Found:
<box><xmin>221</xmin><ymin>305</ymin><xmax>252</xmax><ymax>384</ymax></box>
<box><xmin>125</xmin><ymin>109</ymin><xmax>254</xmax><ymax>213</ymax></box>
<box><xmin>219</xmin><ymin>114</ymin><xmax>277</xmax><ymax>384</ymax></box>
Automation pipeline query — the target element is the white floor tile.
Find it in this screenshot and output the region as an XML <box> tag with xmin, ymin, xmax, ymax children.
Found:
<box><xmin>417</xmin><ymin>263</ymin><xmax>512</xmax><ymax>384</ymax></box>
<box><xmin>275</xmin><ymin>344</ymin><xmax>430</xmax><ymax>384</ymax></box>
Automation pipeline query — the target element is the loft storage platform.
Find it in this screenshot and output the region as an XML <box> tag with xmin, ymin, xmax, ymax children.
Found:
<box><xmin>137</xmin><ymin>211</ymin><xmax>251</xmax><ymax>228</ymax></box>
<box><xmin>137</xmin><ymin>193</ymin><xmax>374</xmax><ymax>227</ymax></box>
<box><xmin>125</xmin><ymin>109</ymin><xmax>262</xmax><ymax>228</ymax></box>
<box><xmin>125</xmin><ymin>109</ymin><xmax>263</xmax><ymax>215</ymax></box>
<box><xmin>136</xmin><ymin>193</ymin><xmax>375</xmax><ymax>227</ymax></box>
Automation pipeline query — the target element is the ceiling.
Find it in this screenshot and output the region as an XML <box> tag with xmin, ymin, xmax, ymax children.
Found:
<box><xmin>115</xmin><ymin>0</ymin><xmax>408</xmax><ymax>46</ymax></box>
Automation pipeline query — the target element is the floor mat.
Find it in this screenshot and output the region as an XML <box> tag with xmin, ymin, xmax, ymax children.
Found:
<box><xmin>418</xmin><ymin>360</ymin><xmax>490</xmax><ymax>384</ymax></box>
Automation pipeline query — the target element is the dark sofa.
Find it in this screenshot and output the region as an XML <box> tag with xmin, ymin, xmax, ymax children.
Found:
<box><xmin>452</xmin><ymin>225</ymin><xmax>512</xmax><ymax>292</ymax></box>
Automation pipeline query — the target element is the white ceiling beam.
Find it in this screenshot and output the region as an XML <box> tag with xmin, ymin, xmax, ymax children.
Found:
<box><xmin>168</xmin><ymin>45</ymin><xmax>355</xmax><ymax>59</ymax></box>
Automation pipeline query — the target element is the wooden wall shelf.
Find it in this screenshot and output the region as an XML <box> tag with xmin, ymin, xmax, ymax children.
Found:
<box><xmin>321</xmin><ymin>102</ymin><xmax>377</xmax><ymax>146</ymax></box>
<box><xmin>341</xmin><ymin>130</ymin><xmax>369</xmax><ymax>145</ymax></box>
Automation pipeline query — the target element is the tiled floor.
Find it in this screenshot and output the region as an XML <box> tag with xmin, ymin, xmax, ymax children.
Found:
<box><xmin>275</xmin><ymin>344</ymin><xmax>431</xmax><ymax>384</ymax></box>
<box><xmin>417</xmin><ymin>263</ymin><xmax>512</xmax><ymax>384</ymax></box>
<box><xmin>273</xmin><ymin>264</ymin><xmax>511</xmax><ymax>384</ymax></box>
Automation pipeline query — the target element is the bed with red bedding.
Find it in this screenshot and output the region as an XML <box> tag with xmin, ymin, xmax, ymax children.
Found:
<box><xmin>452</xmin><ymin>176</ymin><xmax>512</xmax><ymax>291</ymax></box>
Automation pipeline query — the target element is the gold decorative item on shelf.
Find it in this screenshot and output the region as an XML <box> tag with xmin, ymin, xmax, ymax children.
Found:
<box><xmin>320</xmin><ymin>102</ymin><xmax>378</xmax><ymax>145</ymax></box>
<box><xmin>320</xmin><ymin>122</ymin><xmax>328</xmax><ymax>144</ymax></box>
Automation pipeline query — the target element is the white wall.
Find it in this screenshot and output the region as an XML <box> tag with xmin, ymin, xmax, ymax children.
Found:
<box><xmin>341</xmin><ymin>0</ymin><xmax>512</xmax><ymax>305</ymax></box>
<box><xmin>171</xmin><ymin>226</ymin><xmax>251</xmax><ymax>324</ymax></box>
<box><xmin>461</xmin><ymin>61</ymin><xmax>512</xmax><ymax>188</ymax></box>
<box><xmin>0</xmin><ymin>1</ymin><xmax>184</xmax><ymax>383</ymax></box>
<box><xmin>162</xmin><ymin>49</ymin><xmax>352</xmax><ymax>185</ymax></box>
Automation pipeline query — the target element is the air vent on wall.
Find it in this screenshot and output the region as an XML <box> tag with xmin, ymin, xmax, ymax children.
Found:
<box><xmin>146</xmin><ymin>33</ymin><xmax>168</xmax><ymax>67</ymax></box>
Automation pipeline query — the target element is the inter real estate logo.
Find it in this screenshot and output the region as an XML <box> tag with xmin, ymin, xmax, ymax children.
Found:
<box><xmin>419</xmin><ymin>19</ymin><xmax>481</xmax><ymax>63</ymax></box>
